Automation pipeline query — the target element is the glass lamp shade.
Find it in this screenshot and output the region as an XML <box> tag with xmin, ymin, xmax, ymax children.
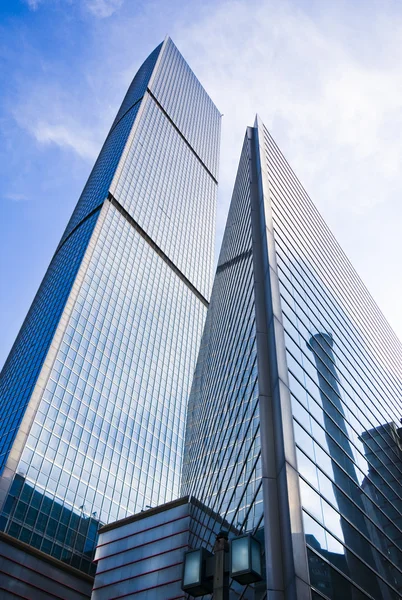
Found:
<box><xmin>230</xmin><ymin>534</ymin><xmax>263</xmax><ymax>585</ymax></box>
<box><xmin>182</xmin><ymin>548</ymin><xmax>213</xmax><ymax>596</ymax></box>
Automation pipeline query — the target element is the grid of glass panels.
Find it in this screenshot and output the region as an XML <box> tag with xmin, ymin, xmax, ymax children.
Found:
<box><xmin>261</xmin><ymin>123</ymin><xmax>402</xmax><ymax>599</ymax></box>
<box><xmin>0</xmin><ymin>38</ymin><xmax>220</xmax><ymax>574</ymax></box>
<box><xmin>0</xmin><ymin>212</ymin><xmax>99</xmax><ymax>473</ymax></box>
<box><xmin>0</xmin><ymin>44</ymin><xmax>162</xmax><ymax>476</ymax></box>
<box><xmin>110</xmin><ymin>43</ymin><xmax>162</xmax><ymax>130</ymax></box>
<box><xmin>182</xmin><ymin>137</ymin><xmax>264</xmax><ymax>597</ymax></box>
<box><xmin>60</xmin><ymin>43</ymin><xmax>161</xmax><ymax>244</ymax></box>
<box><xmin>114</xmin><ymin>93</ymin><xmax>217</xmax><ymax>300</ymax></box>
<box><xmin>150</xmin><ymin>38</ymin><xmax>221</xmax><ymax>180</ymax></box>
<box><xmin>2</xmin><ymin>205</ymin><xmax>207</xmax><ymax>572</ymax></box>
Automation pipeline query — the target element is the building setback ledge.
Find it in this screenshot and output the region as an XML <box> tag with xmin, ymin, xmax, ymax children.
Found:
<box><xmin>98</xmin><ymin>496</ymin><xmax>191</xmax><ymax>534</ymax></box>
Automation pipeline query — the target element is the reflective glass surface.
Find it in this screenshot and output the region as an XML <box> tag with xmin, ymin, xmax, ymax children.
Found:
<box><xmin>261</xmin><ymin>123</ymin><xmax>402</xmax><ymax>599</ymax></box>
<box><xmin>0</xmin><ymin>37</ymin><xmax>220</xmax><ymax>573</ymax></box>
<box><xmin>114</xmin><ymin>92</ymin><xmax>216</xmax><ymax>299</ymax></box>
<box><xmin>0</xmin><ymin>42</ymin><xmax>163</xmax><ymax>476</ymax></box>
<box><xmin>182</xmin><ymin>136</ymin><xmax>264</xmax><ymax>598</ymax></box>
<box><xmin>183</xmin><ymin>119</ymin><xmax>401</xmax><ymax>599</ymax></box>
<box><xmin>0</xmin><ymin>212</ymin><xmax>99</xmax><ymax>473</ymax></box>
<box><xmin>150</xmin><ymin>38</ymin><xmax>221</xmax><ymax>180</ymax></box>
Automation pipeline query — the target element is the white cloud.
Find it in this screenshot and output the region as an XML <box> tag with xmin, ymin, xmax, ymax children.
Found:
<box><xmin>84</xmin><ymin>0</ymin><xmax>124</xmax><ymax>18</ymax></box>
<box><xmin>24</xmin><ymin>0</ymin><xmax>124</xmax><ymax>17</ymax></box>
<box><xmin>32</xmin><ymin>121</ymin><xmax>100</xmax><ymax>159</ymax></box>
<box><xmin>25</xmin><ymin>0</ymin><xmax>42</xmax><ymax>8</ymax></box>
<box><xmin>11</xmin><ymin>75</ymin><xmax>108</xmax><ymax>163</ymax></box>
<box><xmin>172</xmin><ymin>0</ymin><xmax>402</xmax><ymax>338</ymax></box>
<box><xmin>4</xmin><ymin>193</ymin><xmax>29</xmax><ymax>202</ymax></box>
<box><xmin>174</xmin><ymin>0</ymin><xmax>402</xmax><ymax>212</ymax></box>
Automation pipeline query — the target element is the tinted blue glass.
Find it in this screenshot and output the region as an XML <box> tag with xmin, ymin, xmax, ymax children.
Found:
<box><xmin>182</xmin><ymin>136</ymin><xmax>263</xmax><ymax>600</ymax></box>
<box><xmin>150</xmin><ymin>38</ymin><xmax>220</xmax><ymax>180</ymax></box>
<box><xmin>0</xmin><ymin>212</ymin><xmax>99</xmax><ymax>473</ymax></box>
<box><xmin>0</xmin><ymin>38</ymin><xmax>220</xmax><ymax>575</ymax></box>
<box><xmin>261</xmin><ymin>124</ymin><xmax>402</xmax><ymax>598</ymax></box>
<box><xmin>114</xmin><ymin>93</ymin><xmax>217</xmax><ymax>300</ymax></box>
<box><xmin>60</xmin><ymin>43</ymin><xmax>162</xmax><ymax>244</ymax></box>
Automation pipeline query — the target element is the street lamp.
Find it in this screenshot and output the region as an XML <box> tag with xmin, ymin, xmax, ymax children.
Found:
<box><xmin>182</xmin><ymin>547</ymin><xmax>213</xmax><ymax>596</ymax></box>
<box><xmin>182</xmin><ymin>532</ymin><xmax>263</xmax><ymax>598</ymax></box>
<box><xmin>230</xmin><ymin>534</ymin><xmax>263</xmax><ymax>585</ymax></box>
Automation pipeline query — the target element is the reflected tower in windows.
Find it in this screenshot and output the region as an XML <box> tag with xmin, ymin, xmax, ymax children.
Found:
<box><xmin>0</xmin><ymin>37</ymin><xmax>220</xmax><ymax>573</ymax></box>
<box><xmin>182</xmin><ymin>117</ymin><xmax>401</xmax><ymax>599</ymax></box>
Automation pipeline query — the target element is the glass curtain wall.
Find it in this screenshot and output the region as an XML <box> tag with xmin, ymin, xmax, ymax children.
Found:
<box><xmin>0</xmin><ymin>37</ymin><xmax>221</xmax><ymax>573</ymax></box>
<box><xmin>259</xmin><ymin>121</ymin><xmax>402</xmax><ymax>600</ymax></box>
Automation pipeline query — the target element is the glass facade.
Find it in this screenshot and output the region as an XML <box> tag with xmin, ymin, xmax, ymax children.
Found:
<box><xmin>182</xmin><ymin>119</ymin><xmax>401</xmax><ymax>599</ymax></box>
<box><xmin>261</xmin><ymin>121</ymin><xmax>402</xmax><ymax>599</ymax></box>
<box><xmin>182</xmin><ymin>133</ymin><xmax>265</xmax><ymax>599</ymax></box>
<box><xmin>0</xmin><ymin>37</ymin><xmax>220</xmax><ymax>574</ymax></box>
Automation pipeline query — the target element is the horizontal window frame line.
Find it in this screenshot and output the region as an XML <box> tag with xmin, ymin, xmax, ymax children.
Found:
<box><xmin>306</xmin><ymin>545</ymin><xmax>377</xmax><ymax>600</ymax></box>
<box><xmin>183</xmin><ymin>265</ymin><xmax>256</xmax><ymax>456</ymax></box>
<box><xmin>200</xmin><ymin>444</ymin><xmax>262</xmax><ymax>551</ymax></box>
<box><xmin>284</xmin><ymin>324</ymin><xmax>402</xmax><ymax>486</ymax></box>
<box><xmin>95</xmin><ymin>542</ymin><xmax>188</xmax><ymax>577</ymax></box>
<box><xmin>185</xmin><ymin>351</ymin><xmax>258</xmax><ymax>516</ymax></box>
<box><xmin>107</xmin><ymin>194</ymin><xmax>209</xmax><ymax>308</ymax></box>
<box><xmin>91</xmin><ymin>559</ymin><xmax>183</xmax><ymax>591</ymax></box>
<box><xmin>108</xmin><ymin>96</ymin><xmax>144</xmax><ymax>138</ymax></box>
<box><xmin>276</xmin><ymin>255</ymin><xmax>401</xmax><ymax>436</ymax></box>
<box><xmin>95</xmin><ymin>518</ymin><xmax>188</xmax><ymax>551</ymax></box>
<box><xmin>264</xmin><ymin>132</ymin><xmax>400</xmax><ymax>357</ymax></box>
<box><xmin>0</xmin><ymin>565</ymin><xmax>75</xmax><ymax>600</ymax></box>
<box><xmin>146</xmin><ymin>88</ymin><xmax>218</xmax><ymax>184</ymax></box>
<box><xmin>55</xmin><ymin>204</ymin><xmax>103</xmax><ymax>256</ymax></box>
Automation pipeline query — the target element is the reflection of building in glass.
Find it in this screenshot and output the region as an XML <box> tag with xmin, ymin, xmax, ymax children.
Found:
<box><xmin>306</xmin><ymin>534</ymin><xmax>351</xmax><ymax>600</ymax></box>
<box><xmin>308</xmin><ymin>332</ymin><xmax>383</xmax><ymax>599</ymax></box>
<box><xmin>360</xmin><ymin>422</ymin><xmax>402</xmax><ymax>596</ymax></box>
<box><xmin>182</xmin><ymin>116</ymin><xmax>402</xmax><ymax>599</ymax></box>
<box><xmin>0</xmin><ymin>37</ymin><xmax>220</xmax><ymax>574</ymax></box>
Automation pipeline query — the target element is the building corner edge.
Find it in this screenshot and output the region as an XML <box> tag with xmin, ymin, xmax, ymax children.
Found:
<box><xmin>251</xmin><ymin>116</ymin><xmax>311</xmax><ymax>600</ymax></box>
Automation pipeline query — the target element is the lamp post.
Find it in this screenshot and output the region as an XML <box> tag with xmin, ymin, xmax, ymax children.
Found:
<box><xmin>182</xmin><ymin>532</ymin><xmax>263</xmax><ymax>598</ymax></box>
<box><xmin>213</xmin><ymin>531</ymin><xmax>229</xmax><ymax>600</ymax></box>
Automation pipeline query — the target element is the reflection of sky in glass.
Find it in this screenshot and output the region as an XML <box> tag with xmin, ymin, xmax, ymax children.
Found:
<box><xmin>0</xmin><ymin>37</ymin><xmax>221</xmax><ymax>573</ymax></box>
<box><xmin>262</xmin><ymin>124</ymin><xmax>402</xmax><ymax>599</ymax></box>
<box><xmin>183</xmin><ymin>136</ymin><xmax>263</xmax><ymax>567</ymax></box>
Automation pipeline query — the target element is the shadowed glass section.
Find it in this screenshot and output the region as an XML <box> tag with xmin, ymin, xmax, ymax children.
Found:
<box><xmin>0</xmin><ymin>212</ymin><xmax>99</xmax><ymax>473</ymax></box>
<box><xmin>182</xmin><ymin>136</ymin><xmax>264</xmax><ymax>598</ymax></box>
<box><xmin>260</xmin><ymin>124</ymin><xmax>402</xmax><ymax>599</ymax></box>
<box><xmin>110</xmin><ymin>43</ymin><xmax>162</xmax><ymax>129</ymax></box>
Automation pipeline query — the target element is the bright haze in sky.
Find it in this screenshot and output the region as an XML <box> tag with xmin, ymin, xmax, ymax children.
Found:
<box><xmin>0</xmin><ymin>0</ymin><xmax>401</xmax><ymax>369</ymax></box>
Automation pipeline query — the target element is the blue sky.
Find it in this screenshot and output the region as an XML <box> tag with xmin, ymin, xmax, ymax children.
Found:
<box><xmin>1</xmin><ymin>0</ymin><xmax>401</xmax><ymax>368</ymax></box>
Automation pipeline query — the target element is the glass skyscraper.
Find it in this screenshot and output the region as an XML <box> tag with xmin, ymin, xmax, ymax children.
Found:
<box><xmin>0</xmin><ymin>37</ymin><xmax>220</xmax><ymax>573</ymax></box>
<box><xmin>182</xmin><ymin>117</ymin><xmax>401</xmax><ymax>599</ymax></box>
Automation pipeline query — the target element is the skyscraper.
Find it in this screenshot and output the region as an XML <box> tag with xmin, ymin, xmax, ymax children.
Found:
<box><xmin>0</xmin><ymin>37</ymin><xmax>220</xmax><ymax>574</ymax></box>
<box><xmin>182</xmin><ymin>117</ymin><xmax>401</xmax><ymax>599</ymax></box>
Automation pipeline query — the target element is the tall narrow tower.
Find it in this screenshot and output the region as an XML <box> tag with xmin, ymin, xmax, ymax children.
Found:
<box><xmin>0</xmin><ymin>37</ymin><xmax>220</xmax><ymax>573</ymax></box>
<box><xmin>182</xmin><ymin>117</ymin><xmax>401</xmax><ymax>599</ymax></box>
